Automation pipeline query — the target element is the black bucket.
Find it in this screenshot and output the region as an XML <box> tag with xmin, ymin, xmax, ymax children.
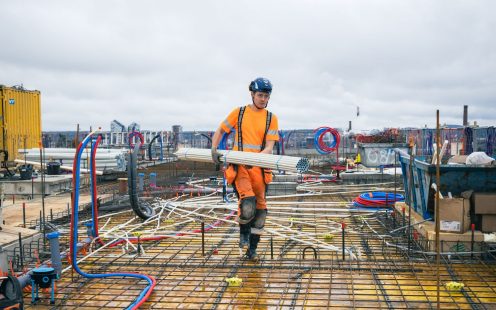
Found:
<box><xmin>31</xmin><ymin>267</ymin><xmax>57</xmax><ymax>289</ymax></box>
<box><xmin>47</xmin><ymin>162</ymin><xmax>61</xmax><ymax>175</ymax></box>
<box><xmin>19</xmin><ymin>164</ymin><xmax>33</xmax><ymax>180</ymax></box>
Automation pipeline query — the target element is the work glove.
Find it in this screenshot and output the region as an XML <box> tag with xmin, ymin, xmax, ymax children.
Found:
<box><xmin>211</xmin><ymin>147</ymin><xmax>222</xmax><ymax>165</ymax></box>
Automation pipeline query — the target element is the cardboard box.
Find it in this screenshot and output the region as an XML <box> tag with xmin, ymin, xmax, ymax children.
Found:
<box><xmin>472</xmin><ymin>192</ymin><xmax>496</xmax><ymax>214</ymax></box>
<box><xmin>438</xmin><ymin>198</ymin><xmax>470</xmax><ymax>233</ymax></box>
<box><xmin>447</xmin><ymin>155</ymin><xmax>468</xmax><ymax>165</ymax></box>
<box><xmin>395</xmin><ymin>202</ymin><xmax>484</xmax><ymax>252</ymax></box>
<box><xmin>481</xmin><ymin>214</ymin><xmax>496</xmax><ymax>233</ymax></box>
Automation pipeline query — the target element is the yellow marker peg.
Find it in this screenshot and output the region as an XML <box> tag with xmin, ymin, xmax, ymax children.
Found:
<box><xmin>225</xmin><ymin>276</ymin><xmax>242</xmax><ymax>287</ymax></box>
<box><xmin>445</xmin><ymin>282</ymin><xmax>465</xmax><ymax>291</ymax></box>
<box><xmin>163</xmin><ymin>219</ymin><xmax>175</xmax><ymax>224</ymax></box>
<box><xmin>323</xmin><ymin>233</ymin><xmax>334</xmax><ymax>241</ymax></box>
<box><xmin>132</xmin><ymin>231</ymin><xmax>143</xmax><ymax>237</ymax></box>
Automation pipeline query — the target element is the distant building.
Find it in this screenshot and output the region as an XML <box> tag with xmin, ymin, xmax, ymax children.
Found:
<box><xmin>172</xmin><ymin>125</ymin><xmax>182</xmax><ymax>150</ymax></box>
<box><xmin>110</xmin><ymin>120</ymin><xmax>126</xmax><ymax>132</ymax></box>
<box><xmin>128</xmin><ymin>122</ymin><xmax>140</xmax><ymax>132</ymax></box>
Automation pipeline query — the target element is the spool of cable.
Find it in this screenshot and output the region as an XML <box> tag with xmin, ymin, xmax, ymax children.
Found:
<box><xmin>314</xmin><ymin>127</ymin><xmax>340</xmax><ymax>154</ymax></box>
<box><xmin>353</xmin><ymin>192</ymin><xmax>405</xmax><ymax>208</ymax></box>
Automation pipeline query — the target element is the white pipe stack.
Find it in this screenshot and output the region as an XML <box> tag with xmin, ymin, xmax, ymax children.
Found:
<box><xmin>175</xmin><ymin>148</ymin><xmax>309</xmax><ymax>173</ymax></box>
<box><xmin>19</xmin><ymin>148</ymin><xmax>128</xmax><ymax>172</ymax></box>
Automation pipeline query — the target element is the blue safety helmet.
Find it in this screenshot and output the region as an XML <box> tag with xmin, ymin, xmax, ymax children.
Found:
<box><xmin>249</xmin><ymin>77</ymin><xmax>272</xmax><ymax>94</ymax></box>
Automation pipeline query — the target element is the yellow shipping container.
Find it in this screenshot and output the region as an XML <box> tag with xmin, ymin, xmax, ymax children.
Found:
<box><xmin>0</xmin><ymin>85</ymin><xmax>42</xmax><ymax>163</ymax></box>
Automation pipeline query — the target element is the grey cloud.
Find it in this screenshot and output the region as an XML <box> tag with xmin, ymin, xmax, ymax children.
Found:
<box><xmin>0</xmin><ymin>0</ymin><xmax>494</xmax><ymax>131</ymax></box>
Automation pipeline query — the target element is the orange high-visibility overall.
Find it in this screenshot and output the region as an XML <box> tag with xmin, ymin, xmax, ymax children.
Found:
<box><xmin>220</xmin><ymin>105</ymin><xmax>279</xmax><ymax>212</ymax></box>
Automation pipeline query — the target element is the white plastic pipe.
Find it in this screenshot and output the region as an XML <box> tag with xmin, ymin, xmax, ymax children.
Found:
<box><xmin>175</xmin><ymin>148</ymin><xmax>309</xmax><ymax>173</ymax></box>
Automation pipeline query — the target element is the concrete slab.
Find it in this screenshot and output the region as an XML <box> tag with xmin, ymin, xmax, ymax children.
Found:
<box><xmin>2</xmin><ymin>174</ymin><xmax>90</xmax><ymax>197</ymax></box>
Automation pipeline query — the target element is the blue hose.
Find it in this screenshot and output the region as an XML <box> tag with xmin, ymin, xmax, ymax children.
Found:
<box><xmin>89</xmin><ymin>137</ymin><xmax>98</xmax><ymax>239</ymax></box>
<box><xmin>218</xmin><ymin>132</ymin><xmax>229</xmax><ymax>150</ymax></box>
<box><xmin>72</xmin><ymin>132</ymin><xmax>155</xmax><ymax>310</ymax></box>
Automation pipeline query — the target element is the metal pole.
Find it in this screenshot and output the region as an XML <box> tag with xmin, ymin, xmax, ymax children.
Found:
<box><xmin>24</xmin><ymin>136</ymin><xmax>27</xmax><ymax>166</ymax></box>
<box><xmin>22</xmin><ymin>203</ymin><xmax>26</xmax><ymax>228</ymax></box>
<box><xmin>18</xmin><ymin>232</ymin><xmax>23</xmax><ymax>270</ymax></box>
<box><xmin>435</xmin><ymin>110</ymin><xmax>441</xmax><ymax>310</ymax></box>
<box><xmin>394</xmin><ymin>153</ymin><xmax>397</xmax><ymax>200</ymax></box>
<box><xmin>471</xmin><ymin>223</ymin><xmax>475</xmax><ymax>259</ymax></box>
<box><xmin>39</xmin><ymin>141</ymin><xmax>46</xmax><ymax>244</ymax></box>
<box><xmin>408</xmin><ymin>140</ymin><xmax>414</xmax><ymax>256</ymax></box>
<box><xmin>41</xmin><ymin>143</ymin><xmax>46</xmax><ymax>247</ymax></box>
<box><xmin>270</xmin><ymin>236</ymin><xmax>274</xmax><ymax>260</ymax></box>
<box><xmin>201</xmin><ymin>221</ymin><xmax>205</xmax><ymax>257</ymax></box>
<box><xmin>341</xmin><ymin>222</ymin><xmax>346</xmax><ymax>261</ymax></box>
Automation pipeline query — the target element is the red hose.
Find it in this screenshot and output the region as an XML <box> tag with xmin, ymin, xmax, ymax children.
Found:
<box><xmin>130</xmin><ymin>274</ymin><xmax>157</xmax><ymax>310</ymax></box>
<box><xmin>129</xmin><ymin>131</ymin><xmax>144</xmax><ymax>149</ymax></box>
<box><xmin>108</xmin><ymin>210</ymin><xmax>236</xmax><ymax>247</ymax></box>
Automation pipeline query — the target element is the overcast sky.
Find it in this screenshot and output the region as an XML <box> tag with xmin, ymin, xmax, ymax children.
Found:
<box><xmin>1</xmin><ymin>1</ymin><xmax>494</xmax><ymax>132</ymax></box>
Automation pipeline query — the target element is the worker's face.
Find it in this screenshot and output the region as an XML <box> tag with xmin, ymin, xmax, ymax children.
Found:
<box><xmin>252</xmin><ymin>91</ymin><xmax>270</xmax><ymax>109</ymax></box>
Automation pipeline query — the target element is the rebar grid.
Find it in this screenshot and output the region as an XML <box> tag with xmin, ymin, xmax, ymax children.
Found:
<box><xmin>23</xmin><ymin>182</ymin><xmax>496</xmax><ymax>309</ymax></box>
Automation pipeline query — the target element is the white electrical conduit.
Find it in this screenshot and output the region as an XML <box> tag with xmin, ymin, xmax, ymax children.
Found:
<box><xmin>265</xmin><ymin>226</ymin><xmax>357</xmax><ymax>260</ymax></box>
<box><xmin>90</xmin><ymin>199</ymin><xmax>362</xmax><ymax>259</ymax></box>
<box><xmin>120</xmin><ymin>190</ymin><xmax>410</xmax><ymax>257</ymax></box>
<box><xmin>157</xmin><ymin>200</ymin><xmax>376</xmax><ymax>237</ymax></box>
<box><xmin>147</xmin><ymin>200</ymin><xmax>359</xmax><ymax>258</ymax></box>
<box><xmin>268</xmin><ymin>217</ymin><xmax>342</xmax><ymax>233</ymax></box>
<box><xmin>170</xmin><ymin>204</ymin><xmax>354</xmax><ymax>213</ymax></box>
<box><xmin>88</xmin><ymin>185</ymin><xmax>384</xmax><ymax>260</ymax></box>
<box><xmin>265</xmin><ymin>189</ymin><xmax>387</xmax><ymax>200</ymax></box>
<box><xmin>160</xmin><ymin>203</ymin><xmax>360</xmax><ymax>237</ymax></box>
<box><xmin>268</xmin><ymin>217</ymin><xmax>370</xmax><ymax>237</ymax></box>
<box><xmin>61</xmin><ymin>209</ymin><xmax>165</xmax><ymax>274</ymax></box>
<box><xmin>175</xmin><ymin>148</ymin><xmax>310</xmax><ymax>173</ymax></box>
<box><xmin>303</xmin><ymin>181</ymin><xmax>398</xmax><ymax>188</ymax></box>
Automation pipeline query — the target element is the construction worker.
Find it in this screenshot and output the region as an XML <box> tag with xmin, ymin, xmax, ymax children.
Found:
<box><xmin>211</xmin><ymin>77</ymin><xmax>279</xmax><ymax>261</ymax></box>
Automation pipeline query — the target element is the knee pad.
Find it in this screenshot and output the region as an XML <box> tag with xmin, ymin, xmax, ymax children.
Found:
<box><xmin>238</xmin><ymin>196</ymin><xmax>257</xmax><ymax>224</ymax></box>
<box><xmin>251</xmin><ymin>209</ymin><xmax>267</xmax><ymax>235</ymax></box>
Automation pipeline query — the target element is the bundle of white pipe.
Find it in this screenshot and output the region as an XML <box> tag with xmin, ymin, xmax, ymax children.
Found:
<box><xmin>175</xmin><ymin>148</ymin><xmax>309</xmax><ymax>173</ymax></box>
<box><xmin>19</xmin><ymin>148</ymin><xmax>128</xmax><ymax>171</ymax></box>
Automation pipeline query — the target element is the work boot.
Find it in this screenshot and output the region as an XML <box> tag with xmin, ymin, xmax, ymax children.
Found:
<box><xmin>245</xmin><ymin>234</ymin><xmax>260</xmax><ymax>262</ymax></box>
<box><xmin>239</xmin><ymin>224</ymin><xmax>250</xmax><ymax>256</ymax></box>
